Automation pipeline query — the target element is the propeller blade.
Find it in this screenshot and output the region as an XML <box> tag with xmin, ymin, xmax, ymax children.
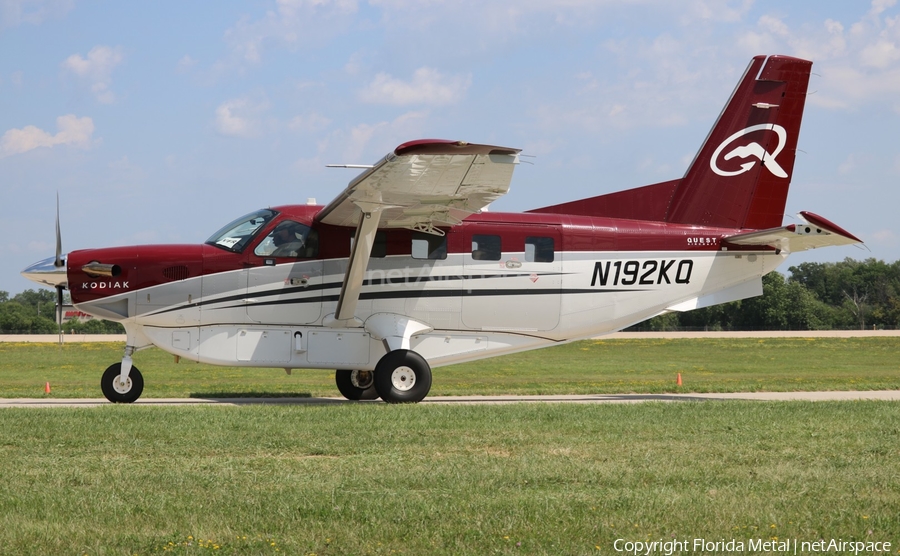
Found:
<box><xmin>55</xmin><ymin>192</ymin><xmax>63</xmax><ymax>268</ymax></box>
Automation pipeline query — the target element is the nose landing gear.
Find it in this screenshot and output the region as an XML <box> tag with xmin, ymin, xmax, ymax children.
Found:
<box><xmin>100</xmin><ymin>362</ymin><xmax>144</xmax><ymax>403</ymax></box>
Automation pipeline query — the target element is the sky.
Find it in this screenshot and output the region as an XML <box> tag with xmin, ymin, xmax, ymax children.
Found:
<box><xmin>2</xmin><ymin>0</ymin><xmax>900</xmax><ymax>295</ymax></box>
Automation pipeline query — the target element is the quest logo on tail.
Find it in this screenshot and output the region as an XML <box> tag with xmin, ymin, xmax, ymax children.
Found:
<box><xmin>711</xmin><ymin>123</ymin><xmax>788</xmax><ymax>178</ymax></box>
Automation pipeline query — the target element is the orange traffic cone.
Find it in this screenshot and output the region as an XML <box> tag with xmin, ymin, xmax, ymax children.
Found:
<box><xmin>44</xmin><ymin>382</ymin><xmax>51</xmax><ymax>394</ymax></box>
<box><xmin>676</xmin><ymin>373</ymin><xmax>683</xmax><ymax>387</ymax></box>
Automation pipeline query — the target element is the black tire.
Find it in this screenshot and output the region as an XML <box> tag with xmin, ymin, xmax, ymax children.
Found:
<box><xmin>100</xmin><ymin>363</ymin><xmax>144</xmax><ymax>403</ymax></box>
<box><xmin>335</xmin><ymin>369</ymin><xmax>379</xmax><ymax>401</ymax></box>
<box><xmin>373</xmin><ymin>350</ymin><xmax>432</xmax><ymax>404</ymax></box>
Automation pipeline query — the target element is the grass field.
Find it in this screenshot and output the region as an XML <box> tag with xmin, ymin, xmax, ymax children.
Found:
<box><xmin>1</xmin><ymin>337</ymin><xmax>899</xmax><ymax>398</ymax></box>
<box><xmin>2</xmin><ymin>339</ymin><xmax>899</xmax><ymax>554</ymax></box>
<box><xmin>1</xmin><ymin>402</ymin><xmax>898</xmax><ymax>555</ymax></box>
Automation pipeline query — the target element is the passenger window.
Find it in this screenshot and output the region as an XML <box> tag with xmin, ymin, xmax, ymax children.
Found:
<box><xmin>411</xmin><ymin>232</ymin><xmax>447</xmax><ymax>260</ymax></box>
<box><xmin>372</xmin><ymin>231</ymin><xmax>387</xmax><ymax>258</ymax></box>
<box><xmin>525</xmin><ymin>236</ymin><xmax>554</xmax><ymax>263</ymax></box>
<box><xmin>350</xmin><ymin>230</ymin><xmax>387</xmax><ymax>258</ymax></box>
<box><xmin>255</xmin><ymin>221</ymin><xmax>318</xmax><ymax>258</ymax></box>
<box><xmin>471</xmin><ymin>234</ymin><xmax>501</xmax><ymax>261</ymax></box>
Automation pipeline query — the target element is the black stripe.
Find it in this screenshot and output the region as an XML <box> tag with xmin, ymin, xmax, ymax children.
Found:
<box><xmin>211</xmin><ymin>287</ymin><xmax>642</xmax><ymax>311</ymax></box>
<box><xmin>145</xmin><ymin>272</ymin><xmax>566</xmax><ymax>316</ymax></box>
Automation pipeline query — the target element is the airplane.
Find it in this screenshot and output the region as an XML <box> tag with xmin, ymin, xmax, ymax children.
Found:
<box><xmin>21</xmin><ymin>54</ymin><xmax>861</xmax><ymax>404</ymax></box>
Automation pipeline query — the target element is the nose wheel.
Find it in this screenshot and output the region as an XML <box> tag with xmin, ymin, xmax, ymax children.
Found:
<box><xmin>101</xmin><ymin>363</ymin><xmax>144</xmax><ymax>403</ymax></box>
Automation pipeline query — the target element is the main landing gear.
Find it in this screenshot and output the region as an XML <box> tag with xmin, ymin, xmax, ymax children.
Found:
<box><xmin>334</xmin><ymin>350</ymin><xmax>433</xmax><ymax>404</ymax></box>
<box><xmin>335</xmin><ymin>369</ymin><xmax>380</xmax><ymax>400</ymax></box>
<box><xmin>374</xmin><ymin>349</ymin><xmax>432</xmax><ymax>404</ymax></box>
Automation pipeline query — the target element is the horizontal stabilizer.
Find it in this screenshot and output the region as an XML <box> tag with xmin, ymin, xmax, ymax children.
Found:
<box><xmin>722</xmin><ymin>211</ymin><xmax>862</xmax><ymax>253</ymax></box>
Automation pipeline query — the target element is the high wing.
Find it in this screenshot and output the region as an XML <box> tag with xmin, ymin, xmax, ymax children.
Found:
<box><xmin>316</xmin><ymin>139</ymin><xmax>521</xmax><ymax>328</ymax></box>
<box><xmin>722</xmin><ymin>211</ymin><xmax>862</xmax><ymax>253</ymax></box>
<box><xmin>317</xmin><ymin>139</ymin><xmax>521</xmax><ymax>232</ymax></box>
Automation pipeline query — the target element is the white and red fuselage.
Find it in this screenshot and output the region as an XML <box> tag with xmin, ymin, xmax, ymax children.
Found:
<box><xmin>63</xmin><ymin>206</ymin><xmax>787</xmax><ymax>370</ymax></box>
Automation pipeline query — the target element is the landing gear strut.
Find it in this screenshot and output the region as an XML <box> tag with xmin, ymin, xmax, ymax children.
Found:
<box><xmin>335</xmin><ymin>369</ymin><xmax>380</xmax><ymax>400</ymax></box>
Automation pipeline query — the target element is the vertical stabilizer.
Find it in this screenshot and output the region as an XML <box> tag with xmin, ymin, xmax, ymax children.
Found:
<box><xmin>665</xmin><ymin>55</ymin><xmax>812</xmax><ymax>230</ymax></box>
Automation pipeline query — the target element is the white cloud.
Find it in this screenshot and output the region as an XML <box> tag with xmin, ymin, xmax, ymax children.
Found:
<box><xmin>214</xmin><ymin>96</ymin><xmax>270</xmax><ymax>138</ymax></box>
<box><xmin>860</xmin><ymin>38</ymin><xmax>900</xmax><ymax>68</ymax></box>
<box><xmin>838</xmin><ymin>153</ymin><xmax>868</xmax><ymax>175</ymax></box>
<box><xmin>62</xmin><ymin>45</ymin><xmax>124</xmax><ymax>104</ymax></box>
<box><xmin>871</xmin><ymin>228</ymin><xmax>898</xmax><ymax>245</ymax></box>
<box><xmin>359</xmin><ymin>67</ymin><xmax>471</xmax><ymax>106</ymax></box>
<box><xmin>0</xmin><ymin>0</ymin><xmax>73</xmax><ymax>28</ymax></box>
<box><xmin>288</xmin><ymin>112</ymin><xmax>331</xmax><ymax>133</ymax></box>
<box><xmin>870</xmin><ymin>0</ymin><xmax>898</xmax><ymax>18</ymax></box>
<box><xmin>176</xmin><ymin>55</ymin><xmax>198</xmax><ymax>74</ymax></box>
<box><xmin>339</xmin><ymin>111</ymin><xmax>429</xmax><ymax>162</ymax></box>
<box><xmin>224</xmin><ymin>0</ymin><xmax>358</xmax><ymax>65</ymax></box>
<box><xmin>683</xmin><ymin>0</ymin><xmax>753</xmax><ymax>23</ymax></box>
<box><xmin>0</xmin><ymin>115</ymin><xmax>94</xmax><ymax>157</ymax></box>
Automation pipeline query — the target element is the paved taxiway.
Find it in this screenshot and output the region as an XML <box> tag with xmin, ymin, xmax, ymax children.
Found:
<box><xmin>2</xmin><ymin>391</ymin><xmax>900</xmax><ymax>408</ymax></box>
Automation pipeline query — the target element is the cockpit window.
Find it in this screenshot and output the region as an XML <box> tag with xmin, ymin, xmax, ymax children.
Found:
<box><xmin>206</xmin><ymin>209</ymin><xmax>277</xmax><ymax>253</ymax></box>
<box><xmin>254</xmin><ymin>220</ymin><xmax>318</xmax><ymax>258</ymax></box>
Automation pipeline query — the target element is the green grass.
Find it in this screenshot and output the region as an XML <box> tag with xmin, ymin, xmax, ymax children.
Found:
<box><xmin>1</xmin><ymin>338</ymin><xmax>899</xmax><ymax>398</ymax></box>
<box><xmin>0</xmin><ymin>402</ymin><xmax>897</xmax><ymax>555</ymax></box>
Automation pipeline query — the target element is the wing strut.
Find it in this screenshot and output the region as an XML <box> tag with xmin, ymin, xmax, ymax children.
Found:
<box><xmin>325</xmin><ymin>202</ymin><xmax>383</xmax><ymax>328</ymax></box>
<box><xmin>318</xmin><ymin>139</ymin><xmax>521</xmax><ymax>328</ymax></box>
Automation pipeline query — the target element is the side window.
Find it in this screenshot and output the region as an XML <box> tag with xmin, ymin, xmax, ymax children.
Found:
<box><xmin>372</xmin><ymin>231</ymin><xmax>387</xmax><ymax>258</ymax></box>
<box><xmin>352</xmin><ymin>230</ymin><xmax>387</xmax><ymax>258</ymax></box>
<box><xmin>525</xmin><ymin>236</ymin><xmax>554</xmax><ymax>263</ymax></box>
<box><xmin>255</xmin><ymin>221</ymin><xmax>318</xmax><ymax>258</ymax></box>
<box><xmin>411</xmin><ymin>232</ymin><xmax>447</xmax><ymax>260</ymax></box>
<box><xmin>471</xmin><ymin>234</ymin><xmax>501</xmax><ymax>261</ymax></box>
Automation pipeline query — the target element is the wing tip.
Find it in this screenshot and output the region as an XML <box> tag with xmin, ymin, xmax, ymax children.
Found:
<box><xmin>799</xmin><ymin>211</ymin><xmax>863</xmax><ymax>244</ymax></box>
<box><xmin>394</xmin><ymin>139</ymin><xmax>520</xmax><ymax>157</ymax></box>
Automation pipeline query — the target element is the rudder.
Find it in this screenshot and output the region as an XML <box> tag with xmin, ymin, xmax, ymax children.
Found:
<box><xmin>665</xmin><ymin>55</ymin><xmax>812</xmax><ymax>230</ymax></box>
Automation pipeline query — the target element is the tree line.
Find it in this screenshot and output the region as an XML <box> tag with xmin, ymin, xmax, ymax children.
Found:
<box><xmin>631</xmin><ymin>257</ymin><xmax>900</xmax><ymax>331</ymax></box>
<box><xmin>1</xmin><ymin>257</ymin><xmax>898</xmax><ymax>333</ymax></box>
<box><xmin>0</xmin><ymin>289</ymin><xmax>124</xmax><ymax>334</ymax></box>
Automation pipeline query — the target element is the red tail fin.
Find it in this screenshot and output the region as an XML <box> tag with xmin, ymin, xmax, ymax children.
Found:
<box><xmin>665</xmin><ymin>55</ymin><xmax>812</xmax><ymax>229</ymax></box>
<box><xmin>529</xmin><ymin>55</ymin><xmax>812</xmax><ymax>231</ymax></box>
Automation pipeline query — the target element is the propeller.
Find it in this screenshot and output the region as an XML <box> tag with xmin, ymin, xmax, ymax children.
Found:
<box><xmin>54</xmin><ymin>192</ymin><xmax>64</xmax><ymax>345</ymax></box>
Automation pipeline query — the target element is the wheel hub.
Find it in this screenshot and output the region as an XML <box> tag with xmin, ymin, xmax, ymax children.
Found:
<box><xmin>350</xmin><ymin>370</ymin><xmax>374</xmax><ymax>390</ymax></box>
<box><xmin>112</xmin><ymin>376</ymin><xmax>132</xmax><ymax>394</ymax></box>
<box><xmin>390</xmin><ymin>366</ymin><xmax>416</xmax><ymax>392</ymax></box>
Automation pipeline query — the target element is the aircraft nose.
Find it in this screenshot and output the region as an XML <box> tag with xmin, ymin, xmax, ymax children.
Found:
<box><xmin>21</xmin><ymin>255</ymin><xmax>68</xmax><ymax>288</ymax></box>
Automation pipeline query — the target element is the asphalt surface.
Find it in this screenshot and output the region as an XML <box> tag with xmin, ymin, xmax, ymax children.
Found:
<box><xmin>2</xmin><ymin>391</ymin><xmax>899</xmax><ymax>408</ymax></box>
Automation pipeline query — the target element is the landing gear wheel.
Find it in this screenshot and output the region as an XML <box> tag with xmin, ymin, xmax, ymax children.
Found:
<box><xmin>373</xmin><ymin>350</ymin><xmax>432</xmax><ymax>404</ymax></box>
<box><xmin>335</xmin><ymin>369</ymin><xmax>380</xmax><ymax>401</ymax></box>
<box><xmin>100</xmin><ymin>363</ymin><xmax>144</xmax><ymax>403</ymax></box>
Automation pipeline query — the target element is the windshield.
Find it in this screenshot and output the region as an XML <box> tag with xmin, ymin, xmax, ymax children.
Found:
<box><xmin>205</xmin><ymin>209</ymin><xmax>278</xmax><ymax>253</ymax></box>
